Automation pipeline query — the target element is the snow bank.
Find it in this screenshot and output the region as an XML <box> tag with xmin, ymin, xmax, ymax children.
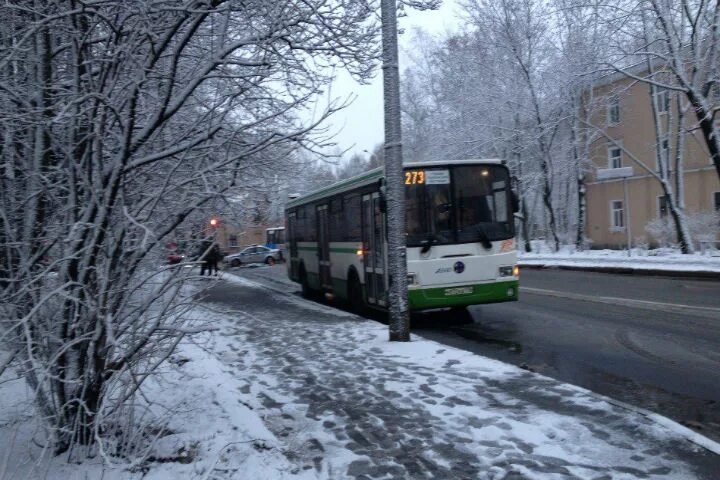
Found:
<box><xmin>519</xmin><ymin>247</ymin><xmax>720</xmax><ymax>273</ymax></box>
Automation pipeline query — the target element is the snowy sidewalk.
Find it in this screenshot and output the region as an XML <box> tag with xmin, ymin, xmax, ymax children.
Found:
<box><xmin>198</xmin><ymin>271</ymin><xmax>720</xmax><ymax>479</ymax></box>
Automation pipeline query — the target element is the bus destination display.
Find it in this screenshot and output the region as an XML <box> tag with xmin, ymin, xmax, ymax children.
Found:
<box><xmin>404</xmin><ymin>169</ymin><xmax>450</xmax><ymax>185</ymax></box>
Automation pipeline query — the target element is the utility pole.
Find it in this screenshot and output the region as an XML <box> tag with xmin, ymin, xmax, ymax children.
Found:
<box><xmin>380</xmin><ymin>0</ymin><xmax>410</xmax><ymax>341</ymax></box>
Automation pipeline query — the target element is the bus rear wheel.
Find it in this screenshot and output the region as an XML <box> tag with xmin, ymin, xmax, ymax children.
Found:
<box><xmin>299</xmin><ymin>267</ymin><xmax>314</xmax><ymax>298</ymax></box>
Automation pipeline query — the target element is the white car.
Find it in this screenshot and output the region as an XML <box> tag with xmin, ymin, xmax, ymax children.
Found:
<box><xmin>224</xmin><ymin>245</ymin><xmax>281</xmax><ymax>267</ymax></box>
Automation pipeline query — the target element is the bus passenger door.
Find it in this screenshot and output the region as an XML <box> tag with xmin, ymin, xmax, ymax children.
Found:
<box><xmin>362</xmin><ymin>193</ymin><xmax>387</xmax><ymax>307</ymax></box>
<box><xmin>316</xmin><ymin>204</ymin><xmax>332</xmax><ymax>290</ymax></box>
<box><xmin>287</xmin><ymin>213</ymin><xmax>298</xmax><ymax>278</ymax></box>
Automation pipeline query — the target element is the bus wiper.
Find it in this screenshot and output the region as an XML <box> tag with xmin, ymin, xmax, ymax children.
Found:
<box><xmin>420</xmin><ymin>234</ymin><xmax>436</xmax><ymax>254</ymax></box>
<box><xmin>476</xmin><ymin>224</ymin><xmax>492</xmax><ymax>250</ymax></box>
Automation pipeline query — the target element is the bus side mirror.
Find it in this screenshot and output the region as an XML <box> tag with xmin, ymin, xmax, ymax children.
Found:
<box><xmin>378</xmin><ymin>178</ymin><xmax>387</xmax><ymax>213</ymax></box>
<box><xmin>511</xmin><ymin>191</ymin><xmax>520</xmax><ymax>214</ymax></box>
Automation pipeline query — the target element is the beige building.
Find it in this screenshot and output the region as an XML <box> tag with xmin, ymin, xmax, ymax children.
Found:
<box><xmin>216</xmin><ymin>223</ymin><xmax>276</xmax><ymax>254</ymax></box>
<box><xmin>584</xmin><ymin>72</ymin><xmax>720</xmax><ymax>249</ymax></box>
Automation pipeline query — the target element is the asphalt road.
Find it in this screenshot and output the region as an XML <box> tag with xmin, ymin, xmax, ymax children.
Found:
<box><xmin>236</xmin><ymin>265</ymin><xmax>720</xmax><ymax>444</ymax></box>
<box><xmin>414</xmin><ymin>268</ymin><xmax>720</xmax><ymax>443</ymax></box>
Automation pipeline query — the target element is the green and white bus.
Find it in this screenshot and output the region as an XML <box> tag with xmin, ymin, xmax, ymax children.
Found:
<box><xmin>285</xmin><ymin>159</ymin><xmax>519</xmax><ymax>311</ymax></box>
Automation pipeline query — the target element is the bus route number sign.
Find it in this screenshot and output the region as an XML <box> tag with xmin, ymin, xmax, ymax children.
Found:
<box><xmin>405</xmin><ymin>170</ymin><xmax>425</xmax><ymax>185</ymax></box>
<box><xmin>404</xmin><ymin>169</ymin><xmax>450</xmax><ymax>185</ymax></box>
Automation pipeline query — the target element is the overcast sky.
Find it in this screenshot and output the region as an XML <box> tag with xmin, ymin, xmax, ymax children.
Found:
<box><xmin>316</xmin><ymin>1</ymin><xmax>463</xmax><ymax>162</ymax></box>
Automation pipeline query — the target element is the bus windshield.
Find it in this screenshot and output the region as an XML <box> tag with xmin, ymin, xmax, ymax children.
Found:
<box><xmin>266</xmin><ymin>228</ymin><xmax>285</xmax><ymax>246</ymax></box>
<box><xmin>405</xmin><ymin>164</ymin><xmax>514</xmax><ymax>247</ymax></box>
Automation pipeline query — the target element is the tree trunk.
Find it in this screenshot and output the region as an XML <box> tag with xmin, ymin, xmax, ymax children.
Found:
<box><xmin>521</xmin><ymin>196</ymin><xmax>532</xmax><ymax>253</ymax></box>
<box><xmin>380</xmin><ymin>0</ymin><xmax>409</xmax><ymax>342</ymax></box>
<box><xmin>571</xmin><ymin>121</ymin><xmax>586</xmax><ymax>250</ymax></box>
<box><xmin>511</xmin><ymin>113</ymin><xmax>532</xmax><ymax>253</ymax></box>
<box><xmin>665</xmin><ymin>193</ymin><xmax>694</xmax><ymax>254</ymax></box>
<box><xmin>541</xmin><ymin>167</ymin><xmax>560</xmax><ymax>252</ymax></box>
<box><xmin>686</xmin><ymin>89</ymin><xmax>720</xmax><ymax>181</ymax></box>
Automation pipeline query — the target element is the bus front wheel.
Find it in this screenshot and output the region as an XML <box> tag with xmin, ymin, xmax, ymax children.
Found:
<box><xmin>449</xmin><ymin>306</ymin><xmax>473</xmax><ymax>325</ymax></box>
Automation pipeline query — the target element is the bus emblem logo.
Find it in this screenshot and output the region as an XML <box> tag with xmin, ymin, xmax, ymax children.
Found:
<box><xmin>454</xmin><ymin>261</ymin><xmax>465</xmax><ymax>274</ymax></box>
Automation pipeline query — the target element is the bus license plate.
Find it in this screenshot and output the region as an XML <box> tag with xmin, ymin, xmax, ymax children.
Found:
<box><xmin>444</xmin><ymin>286</ymin><xmax>473</xmax><ymax>296</ymax></box>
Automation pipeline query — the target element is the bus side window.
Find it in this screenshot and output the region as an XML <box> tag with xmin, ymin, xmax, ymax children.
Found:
<box><xmin>306</xmin><ymin>206</ymin><xmax>316</xmax><ymax>242</ymax></box>
<box><xmin>296</xmin><ymin>206</ymin><xmax>306</xmax><ymax>242</ymax></box>
<box><xmin>330</xmin><ymin>196</ymin><xmax>344</xmax><ymax>242</ymax></box>
<box><xmin>344</xmin><ymin>194</ymin><xmax>361</xmax><ymax>242</ymax></box>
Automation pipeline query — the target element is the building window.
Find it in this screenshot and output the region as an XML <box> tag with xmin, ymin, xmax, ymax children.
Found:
<box><xmin>228</xmin><ymin>234</ymin><xmax>238</xmax><ymax>247</ymax></box>
<box><xmin>608</xmin><ymin>146</ymin><xmax>622</xmax><ymax>169</ymax></box>
<box><xmin>608</xmin><ymin>97</ymin><xmax>620</xmax><ymax>124</ymax></box>
<box><xmin>658</xmin><ymin>195</ymin><xmax>669</xmax><ymax>218</ymax></box>
<box><xmin>714</xmin><ymin>191</ymin><xmax>720</xmax><ymax>211</ymax></box>
<box><xmin>611</xmin><ymin>200</ymin><xmax>625</xmax><ymax>230</ymax></box>
<box><xmin>654</xmin><ymin>87</ymin><xmax>670</xmax><ymax>114</ymax></box>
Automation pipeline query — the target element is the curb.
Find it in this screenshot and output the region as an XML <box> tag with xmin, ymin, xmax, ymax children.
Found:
<box><xmin>519</xmin><ymin>263</ymin><xmax>720</xmax><ymax>280</ymax></box>
<box><xmin>581</xmin><ymin>390</ymin><xmax>720</xmax><ymax>456</ymax></box>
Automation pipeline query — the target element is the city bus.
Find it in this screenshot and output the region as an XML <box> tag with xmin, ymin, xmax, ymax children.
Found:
<box><xmin>265</xmin><ymin>227</ymin><xmax>286</xmax><ymax>260</ymax></box>
<box><xmin>285</xmin><ymin>159</ymin><xmax>519</xmax><ymax>312</ymax></box>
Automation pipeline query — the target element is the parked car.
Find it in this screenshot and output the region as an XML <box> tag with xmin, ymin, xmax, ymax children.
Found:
<box><xmin>224</xmin><ymin>245</ymin><xmax>281</xmax><ymax>267</ymax></box>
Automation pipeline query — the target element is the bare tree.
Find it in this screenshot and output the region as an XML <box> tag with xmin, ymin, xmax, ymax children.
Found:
<box><xmin>0</xmin><ymin>0</ymin><xmax>382</xmax><ymax>456</ymax></box>
<box><xmin>604</xmin><ymin>0</ymin><xmax>720</xmax><ymax>182</ymax></box>
<box><xmin>580</xmin><ymin>0</ymin><xmax>700</xmax><ymax>252</ymax></box>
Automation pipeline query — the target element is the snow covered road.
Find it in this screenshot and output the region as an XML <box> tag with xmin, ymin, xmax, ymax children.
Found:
<box><xmin>196</xmin><ymin>270</ymin><xmax>720</xmax><ymax>479</ymax></box>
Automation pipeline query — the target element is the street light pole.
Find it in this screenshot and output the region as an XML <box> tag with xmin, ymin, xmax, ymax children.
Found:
<box><xmin>380</xmin><ymin>0</ymin><xmax>410</xmax><ymax>341</ymax></box>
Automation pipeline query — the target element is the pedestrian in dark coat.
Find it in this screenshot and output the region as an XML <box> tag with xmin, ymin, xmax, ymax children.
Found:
<box><xmin>208</xmin><ymin>244</ymin><xmax>222</xmax><ymax>275</ymax></box>
<box><xmin>198</xmin><ymin>240</ymin><xmax>213</xmax><ymax>276</ymax></box>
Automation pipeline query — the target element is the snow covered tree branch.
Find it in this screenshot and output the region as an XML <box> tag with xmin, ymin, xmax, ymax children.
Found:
<box><xmin>0</xmin><ymin>0</ymin><xmax>388</xmax><ymax>458</ymax></box>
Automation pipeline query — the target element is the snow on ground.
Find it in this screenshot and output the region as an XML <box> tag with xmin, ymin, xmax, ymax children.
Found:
<box><xmin>200</xmin><ymin>270</ymin><xmax>720</xmax><ymax>479</ymax></box>
<box><xmin>0</xmin><ymin>279</ymin><xmax>315</xmax><ymax>480</ymax></box>
<box><xmin>3</xmin><ymin>268</ymin><xmax>719</xmax><ymax>479</ymax></box>
<box><xmin>519</xmin><ymin>244</ymin><xmax>720</xmax><ymax>273</ymax></box>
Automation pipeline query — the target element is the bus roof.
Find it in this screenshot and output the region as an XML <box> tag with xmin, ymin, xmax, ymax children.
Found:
<box><xmin>286</xmin><ymin>158</ymin><xmax>505</xmax><ymax>209</ymax></box>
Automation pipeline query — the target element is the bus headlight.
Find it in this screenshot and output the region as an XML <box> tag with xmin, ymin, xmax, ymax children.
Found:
<box><xmin>498</xmin><ymin>266</ymin><xmax>514</xmax><ymax>277</ymax></box>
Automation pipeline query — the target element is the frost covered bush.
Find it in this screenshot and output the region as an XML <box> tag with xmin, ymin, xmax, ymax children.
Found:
<box><xmin>633</xmin><ymin>237</ymin><xmax>650</xmax><ymax>255</ymax></box>
<box><xmin>645</xmin><ymin>212</ymin><xmax>720</xmax><ymax>250</ymax></box>
<box><xmin>645</xmin><ymin>218</ymin><xmax>677</xmax><ymax>248</ymax></box>
<box><xmin>686</xmin><ymin>212</ymin><xmax>720</xmax><ymax>244</ymax></box>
